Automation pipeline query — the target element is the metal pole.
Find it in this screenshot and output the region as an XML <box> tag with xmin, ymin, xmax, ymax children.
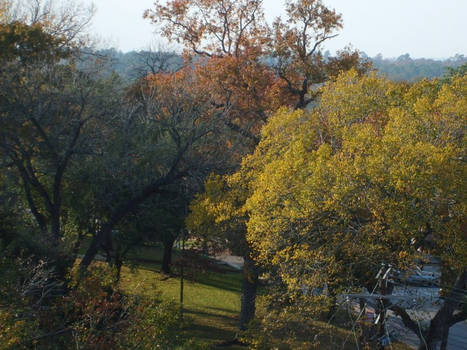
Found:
<box><xmin>180</xmin><ymin>182</ymin><xmax>188</xmax><ymax>320</ymax></box>
<box><xmin>179</xmin><ymin>227</ymin><xmax>185</xmax><ymax>320</ymax></box>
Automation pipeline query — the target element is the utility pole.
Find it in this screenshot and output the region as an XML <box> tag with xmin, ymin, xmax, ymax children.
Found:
<box><xmin>375</xmin><ymin>263</ymin><xmax>393</xmax><ymax>349</ymax></box>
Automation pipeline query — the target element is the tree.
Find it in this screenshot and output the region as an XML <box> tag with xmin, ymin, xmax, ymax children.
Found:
<box><xmin>0</xmin><ymin>29</ymin><xmax>122</xmax><ymax>279</ymax></box>
<box><xmin>79</xmin><ymin>66</ymin><xmax>224</xmax><ymax>272</ymax></box>
<box><xmin>239</xmin><ymin>70</ymin><xmax>466</xmax><ymax>348</ymax></box>
<box><xmin>112</xmin><ymin>191</ymin><xmax>186</xmax><ymax>276</ymax></box>
<box><xmin>132</xmin><ymin>46</ymin><xmax>182</xmax><ymax>77</ymax></box>
<box><xmin>0</xmin><ymin>1</ymin><xmax>115</xmax><ymax>279</ymax></box>
<box><xmin>268</xmin><ymin>0</ymin><xmax>365</xmax><ymax>108</ymax></box>
<box><xmin>146</xmin><ymin>0</ymin><xmax>279</xmax><ymax>143</ymax></box>
<box><xmin>0</xmin><ymin>20</ymin><xmax>69</xmax><ymax>63</ymax></box>
<box><xmin>145</xmin><ymin>0</ymin><xmax>268</xmax><ymax>58</ymax></box>
<box><xmin>381</xmin><ymin>74</ymin><xmax>466</xmax><ymax>350</ymax></box>
<box><xmin>0</xmin><ymin>0</ymin><xmax>95</xmax><ymax>52</ymax></box>
<box><xmin>145</xmin><ymin>0</ymin><xmax>369</xmax><ymax>141</ymax></box>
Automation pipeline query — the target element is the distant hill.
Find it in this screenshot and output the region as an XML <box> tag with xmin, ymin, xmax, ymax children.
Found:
<box><xmin>368</xmin><ymin>53</ymin><xmax>466</xmax><ymax>81</ymax></box>
<box><xmin>91</xmin><ymin>49</ymin><xmax>466</xmax><ymax>83</ymax></box>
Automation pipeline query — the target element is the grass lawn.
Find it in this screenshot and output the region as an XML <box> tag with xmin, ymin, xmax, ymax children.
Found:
<box><xmin>110</xmin><ymin>243</ymin><xmax>412</xmax><ymax>349</ymax></box>
<box><xmin>119</xmin><ymin>244</ymin><xmax>244</xmax><ymax>348</ymax></box>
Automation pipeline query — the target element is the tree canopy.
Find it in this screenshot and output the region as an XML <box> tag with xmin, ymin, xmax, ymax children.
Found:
<box><xmin>188</xmin><ymin>69</ymin><xmax>466</xmax><ymax>348</ymax></box>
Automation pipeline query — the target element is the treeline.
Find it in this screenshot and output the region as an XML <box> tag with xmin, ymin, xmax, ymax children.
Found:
<box><xmin>370</xmin><ymin>53</ymin><xmax>466</xmax><ymax>81</ymax></box>
<box><xmin>88</xmin><ymin>48</ymin><xmax>183</xmax><ymax>82</ymax></box>
<box><xmin>95</xmin><ymin>49</ymin><xmax>466</xmax><ymax>84</ymax></box>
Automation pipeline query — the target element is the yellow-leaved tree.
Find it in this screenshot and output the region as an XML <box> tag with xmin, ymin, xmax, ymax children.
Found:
<box><xmin>190</xmin><ymin>69</ymin><xmax>466</xmax><ymax>348</ymax></box>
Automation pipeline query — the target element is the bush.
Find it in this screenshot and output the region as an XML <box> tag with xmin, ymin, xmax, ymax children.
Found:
<box><xmin>121</xmin><ymin>298</ymin><xmax>183</xmax><ymax>349</ymax></box>
<box><xmin>0</xmin><ymin>258</ymin><xmax>201</xmax><ymax>349</ymax></box>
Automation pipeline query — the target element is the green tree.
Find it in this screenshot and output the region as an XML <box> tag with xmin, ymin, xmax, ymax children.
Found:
<box><xmin>79</xmin><ymin>67</ymin><xmax>224</xmax><ymax>271</ymax></box>
<box><xmin>0</xmin><ymin>22</ymin><xmax>121</xmax><ymax>276</ymax></box>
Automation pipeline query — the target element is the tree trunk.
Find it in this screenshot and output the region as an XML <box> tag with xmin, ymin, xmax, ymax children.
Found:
<box><xmin>79</xmin><ymin>226</ymin><xmax>111</xmax><ymax>272</ymax></box>
<box><xmin>239</xmin><ymin>254</ymin><xmax>259</xmax><ymax>330</ymax></box>
<box><xmin>440</xmin><ymin>326</ymin><xmax>449</xmax><ymax>350</ymax></box>
<box><xmin>114</xmin><ymin>239</ymin><xmax>122</xmax><ymax>281</ymax></box>
<box><xmin>420</xmin><ymin>309</ymin><xmax>450</xmax><ymax>350</ymax></box>
<box><xmin>161</xmin><ymin>236</ymin><xmax>175</xmax><ymax>274</ymax></box>
<box><xmin>418</xmin><ymin>270</ymin><xmax>466</xmax><ymax>350</ymax></box>
<box><xmin>50</xmin><ymin>205</ymin><xmax>61</xmax><ymax>244</ymax></box>
<box><xmin>115</xmin><ymin>256</ymin><xmax>123</xmax><ymax>281</ymax></box>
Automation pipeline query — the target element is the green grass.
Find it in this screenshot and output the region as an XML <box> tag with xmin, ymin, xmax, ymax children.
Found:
<box><xmin>119</xmin><ymin>245</ymin><xmax>243</xmax><ymax>348</ymax></box>
<box><xmin>111</xmin><ymin>243</ymin><xmax>411</xmax><ymax>349</ymax></box>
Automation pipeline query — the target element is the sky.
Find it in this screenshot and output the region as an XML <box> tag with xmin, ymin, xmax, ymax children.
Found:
<box><xmin>86</xmin><ymin>0</ymin><xmax>467</xmax><ymax>59</ymax></box>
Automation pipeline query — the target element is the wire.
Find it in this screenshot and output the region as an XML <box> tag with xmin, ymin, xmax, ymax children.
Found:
<box><xmin>385</xmin><ymin>324</ymin><xmax>394</xmax><ymax>350</ymax></box>
<box><xmin>347</xmin><ymin>301</ymin><xmax>361</xmax><ymax>350</ymax></box>
<box><xmin>417</xmin><ymin>319</ymin><xmax>428</xmax><ymax>349</ymax></box>
<box><xmin>340</xmin><ymin>275</ymin><xmax>383</xmax><ymax>348</ymax></box>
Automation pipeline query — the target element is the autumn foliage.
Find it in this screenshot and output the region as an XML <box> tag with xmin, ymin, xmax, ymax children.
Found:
<box><xmin>146</xmin><ymin>0</ymin><xmax>370</xmax><ymax>141</ymax></box>
<box><xmin>188</xmin><ymin>69</ymin><xmax>466</xmax><ymax>348</ymax></box>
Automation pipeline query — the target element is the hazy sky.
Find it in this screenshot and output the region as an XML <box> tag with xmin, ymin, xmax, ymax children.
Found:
<box><xmin>86</xmin><ymin>0</ymin><xmax>466</xmax><ymax>58</ymax></box>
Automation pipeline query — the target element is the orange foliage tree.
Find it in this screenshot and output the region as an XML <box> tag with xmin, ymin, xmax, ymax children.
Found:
<box><xmin>145</xmin><ymin>0</ymin><xmax>370</xmax><ymax>138</ymax></box>
<box><xmin>145</xmin><ymin>0</ymin><xmax>287</xmax><ymax>143</ymax></box>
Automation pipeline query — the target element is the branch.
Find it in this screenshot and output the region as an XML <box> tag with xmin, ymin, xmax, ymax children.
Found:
<box><xmin>306</xmin><ymin>34</ymin><xmax>339</xmax><ymax>58</ymax></box>
<box><xmin>449</xmin><ymin>311</ymin><xmax>467</xmax><ymax>327</ymax></box>
<box><xmin>223</xmin><ymin>119</ymin><xmax>259</xmax><ymax>144</ymax></box>
<box><xmin>79</xmin><ymin>138</ymin><xmax>191</xmax><ymax>272</ymax></box>
<box><xmin>390</xmin><ymin>305</ymin><xmax>424</xmax><ymax>341</ymax></box>
<box><xmin>21</xmin><ymin>167</ymin><xmax>48</xmax><ymax>232</ymax></box>
<box><xmin>277</xmin><ymin>71</ymin><xmax>301</xmax><ymax>95</ymax></box>
<box><xmin>29</xmin><ymin>117</ymin><xmax>59</xmax><ymax>162</ymax></box>
<box><xmin>8</xmin><ymin>151</ymin><xmax>48</xmax><ymax>232</ymax></box>
<box><xmin>234</xmin><ymin>2</ymin><xmax>259</xmax><ymax>57</ymax></box>
<box><xmin>14</xmin><ymin>140</ymin><xmax>54</xmax><ymax>211</ymax></box>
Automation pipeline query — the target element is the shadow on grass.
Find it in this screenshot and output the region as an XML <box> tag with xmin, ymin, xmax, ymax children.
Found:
<box><xmin>126</xmin><ymin>260</ymin><xmax>162</xmax><ymax>272</ymax></box>
<box><xmin>184</xmin><ymin>308</ymin><xmax>237</xmax><ymax>321</ymax></box>
<box><xmin>128</xmin><ymin>259</ymin><xmax>243</xmax><ymax>294</ymax></box>
<box><xmin>182</xmin><ymin>308</ymin><xmax>239</xmax><ymax>344</ymax></box>
<box><xmin>186</xmin><ymin>322</ymin><xmax>236</xmax><ymax>342</ymax></box>
<box><xmin>204</xmin><ymin>305</ymin><xmax>240</xmax><ymax>316</ymax></box>
<box><xmin>193</xmin><ymin>272</ymin><xmax>242</xmax><ymax>294</ymax></box>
